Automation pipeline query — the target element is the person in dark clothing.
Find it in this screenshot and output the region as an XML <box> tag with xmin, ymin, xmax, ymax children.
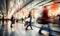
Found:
<box><xmin>21</xmin><ymin>18</ymin><xmax>24</xmax><ymax>23</ymax></box>
<box><xmin>57</xmin><ymin>15</ymin><xmax>60</xmax><ymax>27</ymax></box>
<box><xmin>58</xmin><ymin>15</ymin><xmax>60</xmax><ymax>22</ymax></box>
<box><xmin>25</xmin><ymin>12</ymin><xmax>33</xmax><ymax>30</ymax></box>
<box><xmin>2</xmin><ymin>15</ymin><xmax>4</xmax><ymax>27</ymax></box>
<box><xmin>10</xmin><ymin>16</ymin><xmax>15</xmax><ymax>30</ymax></box>
<box><xmin>58</xmin><ymin>15</ymin><xmax>60</xmax><ymax>27</ymax></box>
<box><xmin>39</xmin><ymin>5</ymin><xmax>52</xmax><ymax>36</ymax></box>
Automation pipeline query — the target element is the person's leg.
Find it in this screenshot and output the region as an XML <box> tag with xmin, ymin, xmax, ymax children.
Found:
<box><xmin>10</xmin><ymin>24</ymin><xmax>12</xmax><ymax>31</ymax></box>
<box><xmin>29</xmin><ymin>22</ymin><xmax>33</xmax><ymax>30</ymax></box>
<box><xmin>30</xmin><ymin>25</ymin><xmax>33</xmax><ymax>30</ymax></box>
<box><xmin>25</xmin><ymin>25</ymin><xmax>29</xmax><ymax>30</ymax></box>
<box><xmin>39</xmin><ymin>24</ymin><xmax>45</xmax><ymax>34</ymax></box>
<box><xmin>47</xmin><ymin>23</ymin><xmax>52</xmax><ymax>36</ymax></box>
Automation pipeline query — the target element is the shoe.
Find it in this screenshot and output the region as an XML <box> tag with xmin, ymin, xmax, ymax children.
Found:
<box><xmin>25</xmin><ymin>28</ymin><xmax>28</xmax><ymax>30</ymax></box>
<box><xmin>39</xmin><ymin>30</ymin><xmax>43</xmax><ymax>35</ymax></box>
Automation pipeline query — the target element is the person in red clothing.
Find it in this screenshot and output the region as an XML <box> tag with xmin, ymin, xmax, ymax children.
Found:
<box><xmin>39</xmin><ymin>5</ymin><xmax>52</xmax><ymax>36</ymax></box>
<box><xmin>41</xmin><ymin>5</ymin><xmax>49</xmax><ymax>22</ymax></box>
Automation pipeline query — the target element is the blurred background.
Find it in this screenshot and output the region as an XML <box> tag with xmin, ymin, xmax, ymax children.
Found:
<box><xmin>0</xmin><ymin>0</ymin><xmax>60</xmax><ymax>36</ymax></box>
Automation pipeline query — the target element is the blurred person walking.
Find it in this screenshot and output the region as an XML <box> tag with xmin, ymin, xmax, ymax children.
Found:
<box><xmin>39</xmin><ymin>5</ymin><xmax>52</xmax><ymax>36</ymax></box>
<box><xmin>10</xmin><ymin>16</ymin><xmax>15</xmax><ymax>31</ymax></box>
<box><xmin>2</xmin><ymin>15</ymin><xmax>4</xmax><ymax>27</ymax></box>
<box><xmin>25</xmin><ymin>12</ymin><xmax>33</xmax><ymax>30</ymax></box>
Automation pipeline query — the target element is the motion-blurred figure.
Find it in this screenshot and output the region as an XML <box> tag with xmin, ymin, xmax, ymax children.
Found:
<box><xmin>57</xmin><ymin>15</ymin><xmax>60</xmax><ymax>27</ymax></box>
<box><xmin>25</xmin><ymin>12</ymin><xmax>33</xmax><ymax>30</ymax></box>
<box><xmin>39</xmin><ymin>5</ymin><xmax>52</xmax><ymax>36</ymax></box>
<box><xmin>10</xmin><ymin>16</ymin><xmax>15</xmax><ymax>31</ymax></box>
<box><xmin>2</xmin><ymin>15</ymin><xmax>4</xmax><ymax>27</ymax></box>
<box><xmin>21</xmin><ymin>18</ymin><xmax>24</xmax><ymax>23</ymax></box>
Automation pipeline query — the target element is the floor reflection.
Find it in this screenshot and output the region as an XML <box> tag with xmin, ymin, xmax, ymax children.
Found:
<box><xmin>0</xmin><ymin>20</ymin><xmax>60</xmax><ymax>36</ymax></box>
